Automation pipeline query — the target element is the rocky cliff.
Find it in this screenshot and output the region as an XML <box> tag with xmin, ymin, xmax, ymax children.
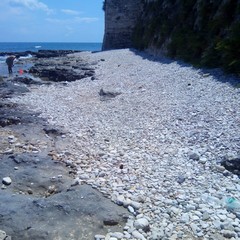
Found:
<box><xmin>103</xmin><ymin>0</ymin><xmax>240</xmax><ymax>75</ymax></box>
<box><xmin>102</xmin><ymin>0</ymin><xmax>143</xmax><ymax>50</ymax></box>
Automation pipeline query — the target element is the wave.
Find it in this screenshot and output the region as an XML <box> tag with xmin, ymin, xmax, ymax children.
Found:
<box><xmin>0</xmin><ymin>54</ymin><xmax>33</xmax><ymax>64</ymax></box>
<box><xmin>35</xmin><ymin>45</ymin><xmax>42</xmax><ymax>49</ymax></box>
<box><xmin>19</xmin><ymin>54</ymin><xmax>33</xmax><ymax>59</ymax></box>
<box><xmin>0</xmin><ymin>56</ymin><xmax>7</xmax><ymax>64</ymax></box>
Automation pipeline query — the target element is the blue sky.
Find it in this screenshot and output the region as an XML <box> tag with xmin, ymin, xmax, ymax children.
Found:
<box><xmin>0</xmin><ymin>0</ymin><xmax>104</xmax><ymax>42</ymax></box>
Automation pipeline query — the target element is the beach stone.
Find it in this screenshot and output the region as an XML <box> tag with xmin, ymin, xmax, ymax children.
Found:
<box><xmin>213</xmin><ymin>220</ymin><xmax>222</xmax><ymax>230</ymax></box>
<box><xmin>201</xmin><ymin>222</ymin><xmax>209</xmax><ymax>229</ymax></box>
<box><xmin>123</xmin><ymin>198</ymin><xmax>132</xmax><ymax>207</ymax></box>
<box><xmin>190</xmin><ymin>223</ymin><xmax>200</xmax><ymax>235</ymax></box>
<box><xmin>189</xmin><ymin>153</ymin><xmax>200</xmax><ymax>161</ymax></box>
<box><xmin>202</xmin><ymin>212</ymin><xmax>210</xmax><ymax>221</ymax></box>
<box><xmin>132</xmin><ymin>230</ymin><xmax>146</xmax><ymax>240</ymax></box>
<box><xmin>134</xmin><ymin>218</ymin><xmax>150</xmax><ymax>232</ymax></box>
<box><xmin>94</xmin><ymin>235</ymin><xmax>105</xmax><ymax>240</ymax></box>
<box><xmin>221</xmin><ymin>230</ymin><xmax>237</xmax><ymax>238</ymax></box>
<box><xmin>79</xmin><ymin>174</ymin><xmax>89</xmax><ymax>180</ymax></box>
<box><xmin>124</xmin><ymin>232</ymin><xmax>131</xmax><ymax>239</ymax></box>
<box><xmin>180</xmin><ymin>213</ymin><xmax>190</xmax><ymax>223</ymax></box>
<box><xmin>103</xmin><ymin>218</ymin><xmax>119</xmax><ymax>226</ymax></box>
<box><xmin>99</xmin><ymin>88</ymin><xmax>121</xmax><ymax>101</ymax></box>
<box><xmin>130</xmin><ymin>200</ymin><xmax>141</xmax><ymax>210</ymax></box>
<box><xmin>3</xmin><ymin>149</ymin><xmax>14</xmax><ymax>154</ymax></box>
<box><xmin>150</xmin><ymin>228</ymin><xmax>165</xmax><ymax>240</ymax></box>
<box><xmin>235</xmin><ymin>227</ymin><xmax>240</xmax><ymax>232</ymax></box>
<box><xmin>222</xmin><ymin>222</ymin><xmax>234</xmax><ymax>231</ymax></box>
<box><xmin>170</xmin><ymin>206</ymin><xmax>180</xmax><ymax>215</ymax></box>
<box><xmin>185</xmin><ymin>204</ymin><xmax>196</xmax><ymax>211</ymax></box>
<box><xmin>0</xmin><ymin>230</ymin><xmax>6</xmax><ymax>240</ymax></box>
<box><xmin>199</xmin><ymin>157</ymin><xmax>207</xmax><ymax>164</ymax></box>
<box><xmin>116</xmin><ymin>195</ymin><xmax>125</xmax><ymax>206</ymax></box>
<box><xmin>215</xmin><ymin>165</ymin><xmax>226</xmax><ymax>172</ymax></box>
<box><xmin>2</xmin><ymin>177</ymin><xmax>12</xmax><ymax>185</ymax></box>
<box><xmin>128</xmin><ymin>206</ymin><xmax>135</xmax><ymax>214</ymax></box>
<box><xmin>217</xmin><ymin>214</ymin><xmax>227</xmax><ymax>221</ymax></box>
<box><xmin>177</xmin><ymin>175</ymin><xmax>185</xmax><ymax>184</ymax></box>
<box><xmin>111</xmin><ymin>232</ymin><xmax>124</xmax><ymax>239</ymax></box>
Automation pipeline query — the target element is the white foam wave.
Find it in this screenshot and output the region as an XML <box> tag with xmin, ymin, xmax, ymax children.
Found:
<box><xmin>0</xmin><ymin>54</ymin><xmax>33</xmax><ymax>64</ymax></box>
<box><xmin>19</xmin><ymin>54</ymin><xmax>33</xmax><ymax>59</ymax></box>
<box><xmin>0</xmin><ymin>56</ymin><xmax>7</xmax><ymax>63</ymax></box>
<box><xmin>35</xmin><ymin>45</ymin><xmax>42</xmax><ymax>49</ymax></box>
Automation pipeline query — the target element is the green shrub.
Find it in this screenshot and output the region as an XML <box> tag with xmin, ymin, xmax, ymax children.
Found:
<box><xmin>132</xmin><ymin>0</ymin><xmax>240</xmax><ymax>75</ymax></box>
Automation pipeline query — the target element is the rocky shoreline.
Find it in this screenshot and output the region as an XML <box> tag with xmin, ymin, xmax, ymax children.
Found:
<box><xmin>0</xmin><ymin>49</ymin><xmax>81</xmax><ymax>58</ymax></box>
<box><xmin>1</xmin><ymin>48</ymin><xmax>240</xmax><ymax>240</ymax></box>
<box><xmin>0</xmin><ymin>51</ymin><xmax>129</xmax><ymax>240</ymax></box>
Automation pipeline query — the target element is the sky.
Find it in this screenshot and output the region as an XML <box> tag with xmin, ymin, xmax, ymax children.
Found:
<box><xmin>0</xmin><ymin>0</ymin><xmax>104</xmax><ymax>42</ymax></box>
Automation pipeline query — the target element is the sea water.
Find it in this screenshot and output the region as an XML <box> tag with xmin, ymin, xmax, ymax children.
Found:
<box><xmin>0</xmin><ymin>42</ymin><xmax>102</xmax><ymax>53</ymax></box>
<box><xmin>0</xmin><ymin>42</ymin><xmax>102</xmax><ymax>76</ymax></box>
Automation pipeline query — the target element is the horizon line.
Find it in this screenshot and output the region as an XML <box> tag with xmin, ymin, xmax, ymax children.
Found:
<box><xmin>0</xmin><ymin>41</ymin><xmax>103</xmax><ymax>43</ymax></box>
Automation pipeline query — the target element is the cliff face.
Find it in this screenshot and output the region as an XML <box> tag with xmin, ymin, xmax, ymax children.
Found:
<box><xmin>103</xmin><ymin>0</ymin><xmax>240</xmax><ymax>75</ymax></box>
<box><xmin>102</xmin><ymin>0</ymin><xmax>143</xmax><ymax>50</ymax></box>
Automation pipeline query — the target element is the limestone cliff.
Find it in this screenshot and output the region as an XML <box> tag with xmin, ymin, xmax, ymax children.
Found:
<box><xmin>103</xmin><ymin>0</ymin><xmax>240</xmax><ymax>75</ymax></box>
<box><xmin>102</xmin><ymin>0</ymin><xmax>143</xmax><ymax>50</ymax></box>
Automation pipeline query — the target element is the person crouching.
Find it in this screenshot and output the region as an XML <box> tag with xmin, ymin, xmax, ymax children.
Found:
<box><xmin>6</xmin><ymin>55</ymin><xmax>20</xmax><ymax>74</ymax></box>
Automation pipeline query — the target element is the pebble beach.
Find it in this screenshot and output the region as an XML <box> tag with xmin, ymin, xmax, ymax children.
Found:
<box><xmin>10</xmin><ymin>49</ymin><xmax>240</xmax><ymax>240</ymax></box>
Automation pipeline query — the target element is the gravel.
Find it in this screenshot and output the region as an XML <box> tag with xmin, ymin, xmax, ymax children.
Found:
<box><xmin>10</xmin><ymin>49</ymin><xmax>240</xmax><ymax>239</ymax></box>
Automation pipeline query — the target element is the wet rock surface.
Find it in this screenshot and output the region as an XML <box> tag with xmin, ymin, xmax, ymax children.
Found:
<box><xmin>29</xmin><ymin>56</ymin><xmax>95</xmax><ymax>82</ymax></box>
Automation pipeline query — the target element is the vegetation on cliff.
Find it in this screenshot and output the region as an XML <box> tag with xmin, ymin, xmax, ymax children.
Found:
<box><xmin>133</xmin><ymin>0</ymin><xmax>240</xmax><ymax>75</ymax></box>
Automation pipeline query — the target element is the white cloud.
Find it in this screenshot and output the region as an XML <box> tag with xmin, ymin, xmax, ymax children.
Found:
<box><xmin>45</xmin><ymin>18</ymin><xmax>63</xmax><ymax>24</ymax></box>
<box><xmin>64</xmin><ymin>26</ymin><xmax>75</xmax><ymax>37</ymax></box>
<box><xmin>46</xmin><ymin>17</ymin><xmax>98</xmax><ymax>24</ymax></box>
<box><xmin>74</xmin><ymin>17</ymin><xmax>98</xmax><ymax>23</ymax></box>
<box><xmin>8</xmin><ymin>0</ymin><xmax>52</xmax><ymax>14</ymax></box>
<box><xmin>61</xmin><ymin>9</ymin><xmax>81</xmax><ymax>15</ymax></box>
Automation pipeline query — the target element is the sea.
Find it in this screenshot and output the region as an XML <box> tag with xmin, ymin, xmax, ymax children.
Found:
<box><xmin>0</xmin><ymin>42</ymin><xmax>102</xmax><ymax>76</ymax></box>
